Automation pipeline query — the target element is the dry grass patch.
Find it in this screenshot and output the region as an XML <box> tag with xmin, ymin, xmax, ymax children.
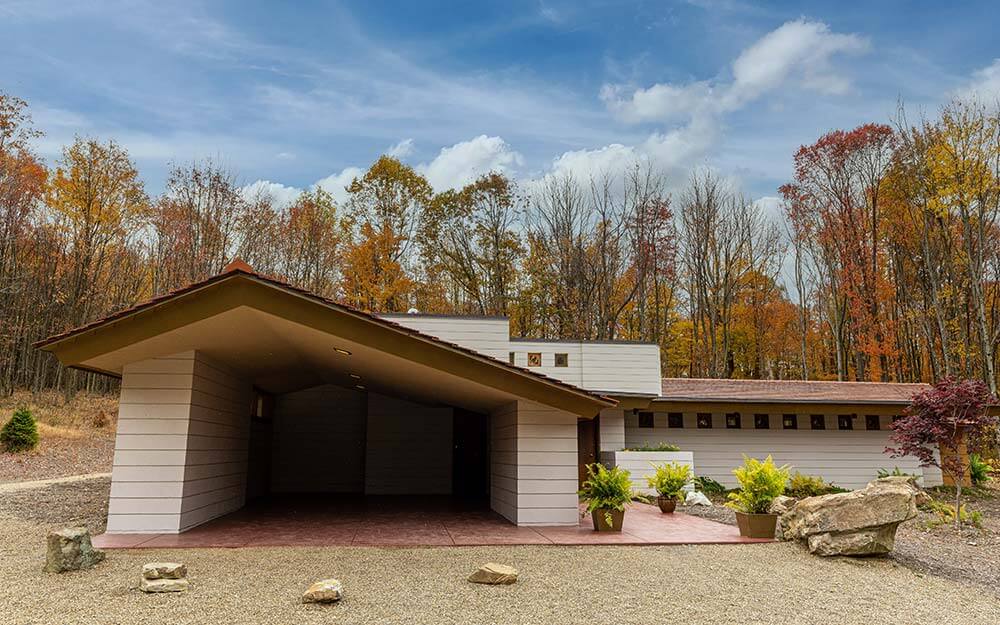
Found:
<box><xmin>0</xmin><ymin>390</ymin><xmax>117</xmax><ymax>433</ymax></box>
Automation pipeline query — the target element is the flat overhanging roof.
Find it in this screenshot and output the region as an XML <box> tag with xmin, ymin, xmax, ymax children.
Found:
<box><xmin>36</xmin><ymin>266</ymin><xmax>615</xmax><ymax>416</ymax></box>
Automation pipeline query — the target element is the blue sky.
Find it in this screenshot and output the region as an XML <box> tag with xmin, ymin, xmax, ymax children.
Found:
<box><xmin>3</xmin><ymin>0</ymin><xmax>999</xmax><ymax>203</ymax></box>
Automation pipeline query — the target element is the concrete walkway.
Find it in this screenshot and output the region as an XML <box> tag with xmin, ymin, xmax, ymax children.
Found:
<box><xmin>0</xmin><ymin>472</ymin><xmax>110</xmax><ymax>493</ymax></box>
<box><xmin>94</xmin><ymin>495</ymin><xmax>773</xmax><ymax>548</ymax></box>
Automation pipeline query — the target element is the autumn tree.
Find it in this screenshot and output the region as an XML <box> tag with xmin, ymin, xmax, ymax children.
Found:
<box><xmin>151</xmin><ymin>160</ymin><xmax>247</xmax><ymax>293</ymax></box>
<box><xmin>341</xmin><ymin>156</ymin><xmax>432</xmax><ymax>311</ymax></box>
<box><xmin>419</xmin><ymin>173</ymin><xmax>523</xmax><ymax>315</ymax></box>
<box><xmin>681</xmin><ymin>171</ymin><xmax>782</xmax><ymax>378</ymax></box>
<box><xmin>888</xmin><ymin>378</ymin><xmax>997</xmax><ymax>529</ymax></box>
<box><xmin>781</xmin><ymin>124</ymin><xmax>897</xmax><ymax>381</ymax></box>
<box><xmin>0</xmin><ymin>94</ymin><xmax>47</xmax><ymax>394</ymax></box>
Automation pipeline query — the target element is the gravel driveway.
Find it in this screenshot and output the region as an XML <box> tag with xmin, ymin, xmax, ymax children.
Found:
<box><xmin>2</xmin><ymin>479</ymin><xmax>999</xmax><ymax>625</ymax></box>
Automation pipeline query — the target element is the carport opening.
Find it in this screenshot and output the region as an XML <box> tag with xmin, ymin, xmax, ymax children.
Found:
<box><xmin>245</xmin><ymin>384</ymin><xmax>490</xmax><ymax>506</ymax></box>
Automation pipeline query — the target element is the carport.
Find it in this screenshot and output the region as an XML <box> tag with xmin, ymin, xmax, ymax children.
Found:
<box><xmin>36</xmin><ymin>261</ymin><xmax>616</xmax><ymax>535</ymax></box>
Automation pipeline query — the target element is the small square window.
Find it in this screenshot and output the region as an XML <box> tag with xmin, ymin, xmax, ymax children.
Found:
<box><xmin>782</xmin><ymin>414</ymin><xmax>798</xmax><ymax>430</ymax></box>
<box><xmin>638</xmin><ymin>411</ymin><xmax>654</xmax><ymax>428</ymax></box>
<box><xmin>527</xmin><ymin>352</ymin><xmax>541</xmax><ymax>367</ymax></box>
<box><xmin>810</xmin><ymin>415</ymin><xmax>826</xmax><ymax>430</ymax></box>
<box><xmin>865</xmin><ymin>415</ymin><xmax>880</xmax><ymax>431</ymax></box>
<box><xmin>696</xmin><ymin>413</ymin><xmax>713</xmax><ymax>429</ymax></box>
<box><xmin>508</xmin><ymin>351</ymin><xmax>515</xmax><ymax>365</ymax></box>
<box><xmin>725</xmin><ymin>412</ymin><xmax>741</xmax><ymax>429</ymax></box>
<box><xmin>667</xmin><ymin>412</ymin><xmax>684</xmax><ymax>428</ymax></box>
<box><xmin>554</xmin><ymin>353</ymin><xmax>568</xmax><ymax>367</ymax></box>
<box><xmin>838</xmin><ymin>414</ymin><xmax>854</xmax><ymax>430</ymax></box>
<box><xmin>754</xmin><ymin>414</ymin><xmax>770</xmax><ymax>429</ymax></box>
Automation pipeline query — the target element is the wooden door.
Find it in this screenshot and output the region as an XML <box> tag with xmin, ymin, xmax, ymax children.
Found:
<box><xmin>577</xmin><ymin>418</ymin><xmax>599</xmax><ymax>486</ymax></box>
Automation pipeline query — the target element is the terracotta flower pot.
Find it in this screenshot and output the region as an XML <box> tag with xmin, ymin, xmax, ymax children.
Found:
<box><xmin>657</xmin><ymin>496</ymin><xmax>677</xmax><ymax>514</ymax></box>
<box><xmin>735</xmin><ymin>511</ymin><xmax>777</xmax><ymax>538</ymax></box>
<box><xmin>591</xmin><ymin>508</ymin><xmax>625</xmax><ymax>531</ymax></box>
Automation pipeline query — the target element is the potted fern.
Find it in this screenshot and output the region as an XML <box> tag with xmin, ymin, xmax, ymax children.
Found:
<box><xmin>725</xmin><ymin>455</ymin><xmax>790</xmax><ymax>538</ymax></box>
<box><xmin>646</xmin><ymin>461</ymin><xmax>691</xmax><ymax>513</ymax></box>
<box><xmin>579</xmin><ymin>463</ymin><xmax>634</xmax><ymax>531</ymax></box>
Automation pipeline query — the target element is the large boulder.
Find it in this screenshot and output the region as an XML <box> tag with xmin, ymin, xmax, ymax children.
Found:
<box><xmin>43</xmin><ymin>528</ymin><xmax>105</xmax><ymax>573</ymax></box>
<box><xmin>769</xmin><ymin>495</ymin><xmax>798</xmax><ymax>540</ymax></box>
<box><xmin>778</xmin><ymin>477</ymin><xmax>924</xmax><ymax>556</ymax></box>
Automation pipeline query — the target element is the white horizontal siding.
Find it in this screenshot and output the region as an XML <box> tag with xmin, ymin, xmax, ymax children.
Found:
<box><xmin>490</xmin><ymin>400</ymin><xmax>579</xmax><ymax>527</ymax></box>
<box><xmin>624</xmin><ymin>410</ymin><xmax>942</xmax><ymax>489</ymax></box>
<box><xmin>178</xmin><ymin>353</ymin><xmax>252</xmax><ymax>531</ymax></box>
<box><xmin>599</xmin><ymin>408</ymin><xmax>626</xmax><ymax>452</ymax></box>
<box><xmin>378</xmin><ymin>314</ymin><xmax>511</xmax><ymax>361</ymax></box>
<box><xmin>106</xmin><ymin>351</ymin><xmax>253</xmax><ymax>534</ymax></box>
<box><xmin>490</xmin><ymin>403</ymin><xmax>518</xmax><ymax>523</ymax></box>
<box><xmin>600</xmin><ymin>450</ymin><xmax>695</xmax><ymax>496</ymax></box>
<box><xmin>508</xmin><ymin>341</ymin><xmax>662</xmax><ymax>395</ymax></box>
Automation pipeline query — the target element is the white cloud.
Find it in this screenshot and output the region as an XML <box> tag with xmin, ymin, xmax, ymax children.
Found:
<box><xmin>314</xmin><ymin>166</ymin><xmax>364</xmax><ymax>204</ymax></box>
<box><xmin>600</xmin><ymin>82</ymin><xmax>715</xmax><ymax>124</ymax></box>
<box><xmin>241</xmin><ymin>179</ymin><xmax>301</xmax><ymax>208</ymax></box>
<box><xmin>386</xmin><ymin>138</ymin><xmax>415</xmax><ymax>159</ymax></box>
<box><xmin>955</xmin><ymin>58</ymin><xmax>1000</xmax><ymax>101</ymax></box>
<box><xmin>601</xmin><ymin>19</ymin><xmax>868</xmax><ymax>123</ymax></box>
<box><xmin>728</xmin><ymin>19</ymin><xmax>868</xmax><ymax>103</ymax></box>
<box><xmin>418</xmin><ymin>135</ymin><xmax>524</xmax><ymax>191</ymax></box>
<box><xmin>542</xmin><ymin>112</ymin><xmax>719</xmax><ymax>186</ymax></box>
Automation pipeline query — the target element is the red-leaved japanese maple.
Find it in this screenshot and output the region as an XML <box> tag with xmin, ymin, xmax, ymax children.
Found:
<box><xmin>887</xmin><ymin>378</ymin><xmax>997</xmax><ymax>529</ymax></box>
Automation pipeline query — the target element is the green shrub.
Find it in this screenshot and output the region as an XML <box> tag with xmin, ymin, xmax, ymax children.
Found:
<box><xmin>694</xmin><ymin>475</ymin><xmax>726</xmax><ymax>495</ymax></box>
<box><xmin>725</xmin><ymin>455</ymin><xmax>790</xmax><ymax>514</ymax></box>
<box><xmin>646</xmin><ymin>462</ymin><xmax>692</xmax><ymax>500</ymax></box>
<box><xmin>969</xmin><ymin>454</ymin><xmax>991</xmax><ymax>486</ymax></box>
<box><xmin>1</xmin><ymin>407</ymin><xmax>39</xmax><ymax>453</ymax></box>
<box><xmin>786</xmin><ymin>472</ymin><xmax>831</xmax><ymax>498</ymax></box>
<box><xmin>579</xmin><ymin>463</ymin><xmax>635</xmax><ymax>528</ymax></box>
<box><xmin>623</xmin><ymin>442</ymin><xmax>680</xmax><ymax>452</ymax></box>
<box><xmin>923</xmin><ymin>499</ymin><xmax>983</xmax><ymax>529</ymax></box>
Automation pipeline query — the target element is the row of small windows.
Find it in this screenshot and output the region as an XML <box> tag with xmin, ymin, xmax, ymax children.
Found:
<box><xmin>637</xmin><ymin>412</ymin><xmax>886</xmax><ymax>431</ymax></box>
<box><xmin>509</xmin><ymin>352</ymin><xmax>569</xmax><ymax>367</ymax></box>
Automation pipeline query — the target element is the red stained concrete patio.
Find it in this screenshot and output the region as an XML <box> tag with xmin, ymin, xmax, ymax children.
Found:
<box><xmin>93</xmin><ymin>496</ymin><xmax>772</xmax><ymax>549</ymax></box>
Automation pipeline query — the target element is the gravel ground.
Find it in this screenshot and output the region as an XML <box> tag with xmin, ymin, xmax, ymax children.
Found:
<box><xmin>0</xmin><ymin>431</ymin><xmax>114</xmax><ymax>483</ymax></box>
<box><xmin>1</xmin><ymin>479</ymin><xmax>999</xmax><ymax>625</ymax></box>
<box><xmin>889</xmin><ymin>483</ymin><xmax>1000</xmax><ymax>591</ymax></box>
<box><xmin>677</xmin><ymin>485</ymin><xmax>1000</xmax><ymax>596</ymax></box>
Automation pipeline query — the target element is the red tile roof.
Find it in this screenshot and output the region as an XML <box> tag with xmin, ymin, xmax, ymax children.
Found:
<box><xmin>35</xmin><ymin>264</ymin><xmax>615</xmax><ymax>406</ymax></box>
<box><xmin>658</xmin><ymin>378</ymin><xmax>929</xmax><ymax>405</ymax></box>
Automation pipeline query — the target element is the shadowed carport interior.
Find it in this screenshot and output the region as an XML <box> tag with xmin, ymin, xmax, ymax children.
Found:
<box><xmin>93</xmin><ymin>497</ymin><xmax>770</xmax><ymax>548</ymax></box>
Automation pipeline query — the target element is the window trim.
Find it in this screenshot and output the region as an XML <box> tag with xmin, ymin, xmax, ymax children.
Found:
<box><xmin>810</xmin><ymin>414</ymin><xmax>826</xmax><ymax>430</ymax></box>
<box><xmin>527</xmin><ymin>352</ymin><xmax>542</xmax><ymax>367</ymax></box>
<box><xmin>725</xmin><ymin>412</ymin><xmax>741</xmax><ymax>429</ymax></box>
<box><xmin>696</xmin><ymin>413</ymin><xmax>713</xmax><ymax>429</ymax></box>
<box><xmin>637</xmin><ymin>411</ymin><xmax>654</xmax><ymax>429</ymax></box>
<box><xmin>753</xmin><ymin>414</ymin><xmax>770</xmax><ymax>429</ymax></box>
<box><xmin>508</xmin><ymin>351</ymin><xmax>515</xmax><ymax>365</ymax></box>
<box><xmin>667</xmin><ymin>412</ymin><xmax>684</xmax><ymax>428</ymax></box>
<box><xmin>782</xmin><ymin>414</ymin><xmax>798</xmax><ymax>430</ymax></box>
<box><xmin>838</xmin><ymin>414</ymin><xmax>855</xmax><ymax>430</ymax></box>
<box><xmin>865</xmin><ymin>415</ymin><xmax>880</xmax><ymax>431</ymax></box>
<box><xmin>554</xmin><ymin>352</ymin><xmax>569</xmax><ymax>367</ymax></box>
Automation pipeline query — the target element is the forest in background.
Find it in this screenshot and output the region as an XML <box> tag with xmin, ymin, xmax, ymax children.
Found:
<box><xmin>1</xmin><ymin>92</ymin><xmax>998</xmax><ymax>396</ymax></box>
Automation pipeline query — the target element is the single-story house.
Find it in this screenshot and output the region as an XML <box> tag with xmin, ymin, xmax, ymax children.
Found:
<box><xmin>37</xmin><ymin>261</ymin><xmax>941</xmax><ymax>535</ymax></box>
